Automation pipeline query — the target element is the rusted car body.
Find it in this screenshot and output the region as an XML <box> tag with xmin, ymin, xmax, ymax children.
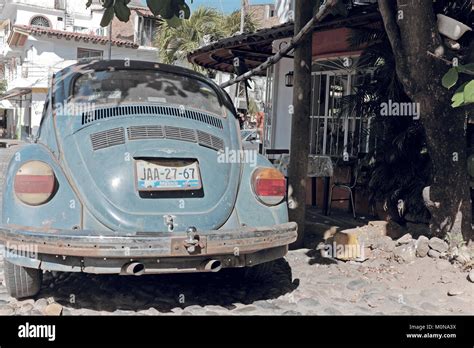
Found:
<box><xmin>0</xmin><ymin>60</ymin><xmax>297</xmax><ymax>298</ymax></box>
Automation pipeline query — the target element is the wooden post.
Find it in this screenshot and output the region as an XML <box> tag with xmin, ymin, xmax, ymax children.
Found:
<box><xmin>108</xmin><ymin>21</ymin><xmax>113</xmax><ymax>60</ymax></box>
<box><xmin>288</xmin><ymin>0</ymin><xmax>313</xmax><ymax>249</ymax></box>
<box><xmin>240</xmin><ymin>0</ymin><xmax>249</xmax><ymax>33</ymax></box>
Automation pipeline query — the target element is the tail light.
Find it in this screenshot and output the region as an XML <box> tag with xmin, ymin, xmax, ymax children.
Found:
<box><xmin>251</xmin><ymin>167</ymin><xmax>286</xmax><ymax>206</ymax></box>
<box><xmin>14</xmin><ymin>161</ymin><xmax>57</xmax><ymax>206</ymax></box>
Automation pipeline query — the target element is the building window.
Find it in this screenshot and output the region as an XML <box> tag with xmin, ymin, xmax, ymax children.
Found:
<box><xmin>30</xmin><ymin>16</ymin><xmax>51</xmax><ymax>28</ymax></box>
<box><xmin>95</xmin><ymin>27</ymin><xmax>106</xmax><ymax>36</ymax></box>
<box><xmin>77</xmin><ymin>48</ymin><xmax>103</xmax><ymax>61</ymax></box>
<box><xmin>309</xmin><ymin>59</ymin><xmax>373</xmax><ymax>159</ymax></box>
<box><xmin>265</xmin><ymin>5</ymin><xmax>275</xmax><ymax>18</ymax></box>
<box><xmin>137</xmin><ymin>16</ymin><xmax>158</xmax><ymax>46</ymax></box>
<box><xmin>73</xmin><ymin>26</ymin><xmax>89</xmax><ymax>34</ymax></box>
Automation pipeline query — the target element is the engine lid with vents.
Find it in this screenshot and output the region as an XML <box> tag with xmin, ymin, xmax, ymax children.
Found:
<box><xmin>81</xmin><ymin>104</ymin><xmax>224</xmax><ymax>130</ymax></box>
<box><xmin>54</xmin><ymin>111</ymin><xmax>241</xmax><ymax>233</ymax></box>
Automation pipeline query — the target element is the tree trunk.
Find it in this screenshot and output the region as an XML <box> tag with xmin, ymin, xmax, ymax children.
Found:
<box><xmin>288</xmin><ymin>0</ymin><xmax>313</xmax><ymax>249</ymax></box>
<box><xmin>378</xmin><ymin>0</ymin><xmax>473</xmax><ymax>243</ymax></box>
<box><xmin>421</xmin><ymin>101</ymin><xmax>472</xmax><ymax>242</ymax></box>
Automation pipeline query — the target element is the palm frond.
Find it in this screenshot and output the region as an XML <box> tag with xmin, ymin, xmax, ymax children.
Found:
<box><xmin>154</xmin><ymin>7</ymin><xmax>258</xmax><ymax>68</ymax></box>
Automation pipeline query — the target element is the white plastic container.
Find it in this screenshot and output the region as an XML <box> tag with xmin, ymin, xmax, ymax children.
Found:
<box><xmin>437</xmin><ymin>14</ymin><xmax>472</xmax><ymax>41</ymax></box>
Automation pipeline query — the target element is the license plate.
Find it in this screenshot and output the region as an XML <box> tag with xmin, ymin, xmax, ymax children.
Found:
<box><xmin>135</xmin><ymin>159</ymin><xmax>202</xmax><ymax>191</ymax></box>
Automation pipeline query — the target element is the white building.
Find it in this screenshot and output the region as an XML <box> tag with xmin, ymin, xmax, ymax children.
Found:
<box><xmin>0</xmin><ymin>0</ymin><xmax>159</xmax><ymax>139</ymax></box>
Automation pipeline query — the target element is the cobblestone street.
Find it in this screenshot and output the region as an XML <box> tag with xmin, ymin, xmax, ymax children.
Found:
<box><xmin>0</xmin><ymin>145</ymin><xmax>473</xmax><ymax>316</ymax></box>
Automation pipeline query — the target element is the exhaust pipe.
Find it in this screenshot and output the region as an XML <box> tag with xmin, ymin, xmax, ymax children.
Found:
<box><xmin>123</xmin><ymin>262</ymin><xmax>145</xmax><ymax>276</ymax></box>
<box><xmin>201</xmin><ymin>259</ymin><xmax>222</xmax><ymax>272</ymax></box>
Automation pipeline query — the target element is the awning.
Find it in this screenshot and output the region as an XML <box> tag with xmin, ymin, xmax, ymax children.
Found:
<box><xmin>0</xmin><ymin>87</ymin><xmax>32</xmax><ymax>101</ymax></box>
<box><xmin>188</xmin><ymin>22</ymin><xmax>293</xmax><ymax>76</ymax></box>
<box><xmin>187</xmin><ymin>5</ymin><xmax>380</xmax><ymax>74</ymax></box>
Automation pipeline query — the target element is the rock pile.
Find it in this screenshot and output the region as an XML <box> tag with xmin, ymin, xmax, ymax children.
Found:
<box><xmin>322</xmin><ymin>221</ymin><xmax>472</xmax><ymax>266</ymax></box>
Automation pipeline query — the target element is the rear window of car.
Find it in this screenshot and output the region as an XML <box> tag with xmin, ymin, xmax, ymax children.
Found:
<box><xmin>72</xmin><ymin>69</ymin><xmax>223</xmax><ymax>116</ymax></box>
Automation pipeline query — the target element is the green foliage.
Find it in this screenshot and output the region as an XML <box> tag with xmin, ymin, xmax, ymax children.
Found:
<box><xmin>451</xmin><ymin>82</ymin><xmax>469</xmax><ymax>107</ymax></box>
<box><xmin>114</xmin><ymin>0</ymin><xmax>131</xmax><ymax>22</ymax></box>
<box><xmin>442</xmin><ymin>67</ymin><xmax>459</xmax><ymax>89</ymax></box>
<box><xmin>441</xmin><ymin>64</ymin><xmax>474</xmax><ymax>107</ymax></box>
<box><xmin>247</xmin><ymin>97</ymin><xmax>259</xmax><ymax>115</ymax></box>
<box><xmin>154</xmin><ymin>7</ymin><xmax>258</xmax><ymax>66</ymax></box>
<box><xmin>0</xmin><ymin>80</ymin><xmax>7</xmax><ymax>94</ymax></box>
<box><xmin>464</xmin><ymin>80</ymin><xmax>474</xmax><ymax>104</ymax></box>
<box><xmin>154</xmin><ymin>7</ymin><xmax>222</xmax><ymax>65</ymax></box>
<box><xmin>89</xmin><ymin>0</ymin><xmax>192</xmax><ymax>27</ymax></box>
<box><xmin>100</xmin><ymin>6</ymin><xmax>115</xmax><ymax>27</ymax></box>
<box><xmin>221</xmin><ymin>10</ymin><xmax>259</xmax><ymax>35</ymax></box>
<box><xmin>458</xmin><ymin>63</ymin><xmax>474</xmax><ymax>74</ymax></box>
<box><xmin>445</xmin><ymin>230</ymin><xmax>466</xmax><ymax>249</ymax></box>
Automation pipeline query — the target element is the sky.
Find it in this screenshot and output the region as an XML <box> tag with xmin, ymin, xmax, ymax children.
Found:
<box><xmin>136</xmin><ymin>0</ymin><xmax>274</xmax><ymax>14</ymax></box>
<box><xmin>188</xmin><ymin>0</ymin><xmax>273</xmax><ymax>13</ymax></box>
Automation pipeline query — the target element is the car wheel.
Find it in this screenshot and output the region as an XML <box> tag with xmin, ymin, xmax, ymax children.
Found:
<box><xmin>4</xmin><ymin>260</ymin><xmax>42</xmax><ymax>299</ymax></box>
<box><xmin>242</xmin><ymin>260</ymin><xmax>275</xmax><ymax>282</ymax></box>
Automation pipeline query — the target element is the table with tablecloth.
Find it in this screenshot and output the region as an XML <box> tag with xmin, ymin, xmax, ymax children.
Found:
<box><xmin>273</xmin><ymin>154</ymin><xmax>334</xmax><ymax>215</ymax></box>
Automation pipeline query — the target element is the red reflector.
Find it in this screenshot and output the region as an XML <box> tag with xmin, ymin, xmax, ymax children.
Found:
<box><xmin>14</xmin><ymin>175</ymin><xmax>55</xmax><ymax>194</ymax></box>
<box><xmin>255</xmin><ymin>178</ymin><xmax>286</xmax><ymax>197</ymax></box>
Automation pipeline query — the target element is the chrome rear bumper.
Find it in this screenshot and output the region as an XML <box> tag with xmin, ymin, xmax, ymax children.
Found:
<box><xmin>0</xmin><ymin>222</ymin><xmax>297</xmax><ymax>274</ymax></box>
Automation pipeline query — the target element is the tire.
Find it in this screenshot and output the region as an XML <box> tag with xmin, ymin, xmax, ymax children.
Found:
<box><xmin>242</xmin><ymin>260</ymin><xmax>275</xmax><ymax>282</ymax></box>
<box><xmin>4</xmin><ymin>260</ymin><xmax>42</xmax><ymax>299</ymax></box>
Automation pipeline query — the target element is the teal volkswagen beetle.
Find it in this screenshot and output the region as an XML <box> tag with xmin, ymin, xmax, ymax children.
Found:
<box><xmin>0</xmin><ymin>60</ymin><xmax>297</xmax><ymax>299</ymax></box>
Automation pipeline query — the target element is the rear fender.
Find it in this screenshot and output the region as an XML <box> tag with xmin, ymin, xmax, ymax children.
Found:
<box><xmin>234</xmin><ymin>154</ymin><xmax>289</xmax><ymax>227</ymax></box>
<box><xmin>1</xmin><ymin>143</ymin><xmax>82</xmax><ymax>230</ymax></box>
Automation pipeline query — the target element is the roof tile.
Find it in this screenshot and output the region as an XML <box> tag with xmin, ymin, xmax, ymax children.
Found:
<box><xmin>13</xmin><ymin>24</ymin><xmax>139</xmax><ymax>48</ymax></box>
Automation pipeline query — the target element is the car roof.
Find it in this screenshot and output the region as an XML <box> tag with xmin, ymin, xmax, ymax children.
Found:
<box><xmin>63</xmin><ymin>60</ymin><xmax>203</xmax><ymax>79</ymax></box>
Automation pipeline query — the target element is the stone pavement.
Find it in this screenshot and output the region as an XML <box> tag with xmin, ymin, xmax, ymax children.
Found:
<box><xmin>0</xmin><ymin>145</ymin><xmax>473</xmax><ymax>315</ymax></box>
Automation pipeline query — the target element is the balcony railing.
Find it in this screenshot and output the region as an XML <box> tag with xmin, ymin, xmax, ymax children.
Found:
<box><xmin>21</xmin><ymin>63</ymin><xmax>49</xmax><ymax>79</ymax></box>
<box><xmin>13</xmin><ymin>62</ymin><xmax>51</xmax><ymax>89</ymax></box>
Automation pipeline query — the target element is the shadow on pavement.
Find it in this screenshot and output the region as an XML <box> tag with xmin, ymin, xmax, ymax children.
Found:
<box><xmin>305</xmin><ymin>248</ymin><xmax>338</xmax><ymax>265</ymax></box>
<box><xmin>37</xmin><ymin>258</ymin><xmax>298</xmax><ymax>313</ymax></box>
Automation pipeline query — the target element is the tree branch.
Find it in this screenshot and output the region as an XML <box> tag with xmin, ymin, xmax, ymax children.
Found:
<box><xmin>219</xmin><ymin>0</ymin><xmax>340</xmax><ymax>89</ymax></box>
<box><xmin>377</xmin><ymin>0</ymin><xmax>413</xmax><ymax>94</ymax></box>
<box><xmin>426</xmin><ymin>51</ymin><xmax>453</xmax><ymax>66</ymax></box>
